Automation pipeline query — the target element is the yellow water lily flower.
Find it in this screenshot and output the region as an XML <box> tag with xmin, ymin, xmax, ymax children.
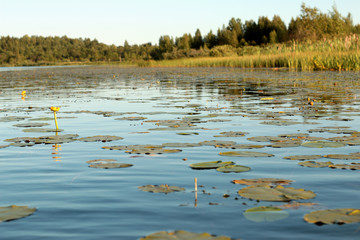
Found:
<box><xmin>50</xmin><ymin>106</ymin><xmax>60</xmax><ymax>112</ymax></box>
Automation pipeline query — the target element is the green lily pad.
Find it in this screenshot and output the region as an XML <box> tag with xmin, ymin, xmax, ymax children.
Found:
<box><xmin>189</xmin><ymin>161</ymin><xmax>235</xmax><ymax>169</ymax></box>
<box><xmin>0</xmin><ymin>116</ymin><xmax>30</xmax><ymax>122</ymax></box>
<box><xmin>301</xmin><ymin>141</ymin><xmax>347</xmax><ymax>148</ymax></box>
<box><xmin>304</xmin><ymin>208</ymin><xmax>360</xmax><ymax>225</ymax></box>
<box><xmin>115</xmin><ymin>116</ymin><xmax>147</xmax><ymax>121</ymax></box>
<box><xmin>138</xmin><ymin>184</ymin><xmax>185</xmax><ymax>193</ymax></box>
<box><xmin>219</xmin><ymin>144</ymin><xmax>266</xmax><ymax>149</ymax></box>
<box><xmin>232</xmin><ymin>178</ymin><xmax>293</xmax><ymax>186</ymax></box>
<box><xmin>216</xmin><ymin>165</ymin><xmax>251</xmax><ymax>173</ymax></box>
<box><xmin>78</xmin><ymin>135</ymin><xmax>124</xmax><ymax>142</ymax></box>
<box><xmin>13</xmin><ymin>122</ymin><xmax>50</xmax><ymax>127</ymax></box>
<box><xmin>0</xmin><ymin>205</ymin><xmax>36</xmax><ymax>222</ymax></box>
<box><xmin>214</xmin><ymin>131</ymin><xmax>249</xmax><ymax>137</ymax></box>
<box><xmin>323</xmin><ymin>153</ymin><xmax>360</xmax><ymax>160</ymax></box>
<box><xmin>199</xmin><ymin>140</ymin><xmax>236</xmax><ymax>146</ymax></box>
<box><xmin>283</xmin><ymin>155</ymin><xmax>323</xmax><ymax>161</ymax></box>
<box><xmin>298</xmin><ymin>161</ymin><xmax>333</xmax><ymax>168</ymax></box>
<box><xmin>238</xmin><ymin>185</ymin><xmax>316</xmax><ymax>202</ymax></box>
<box><xmin>269</xmin><ymin>141</ymin><xmax>302</xmax><ymax>148</ymax></box>
<box><xmin>219</xmin><ymin>151</ymin><xmax>274</xmax><ymax>157</ymax></box>
<box><xmin>161</xmin><ymin>142</ymin><xmax>201</xmax><ymax>148</ymax></box>
<box><xmin>243</xmin><ymin>206</ymin><xmax>289</xmax><ymax>222</ymax></box>
<box><xmin>10</xmin><ymin>142</ymin><xmax>35</xmax><ymax>147</ymax></box>
<box><xmin>176</xmin><ymin>132</ymin><xmax>199</xmax><ymax>135</ymax></box>
<box><xmin>22</xmin><ymin>128</ymin><xmax>64</xmax><ymax>133</ymax></box>
<box><xmin>247</xmin><ymin>136</ymin><xmax>285</xmax><ymax>142</ymax></box>
<box><xmin>260</xmin><ymin>120</ymin><xmax>301</xmax><ymax>126</ymax></box>
<box><xmin>328</xmin><ymin>163</ymin><xmax>360</xmax><ymax>170</ymax></box>
<box><xmin>28</xmin><ymin>117</ymin><xmax>54</xmax><ymax>121</ymax></box>
<box><xmin>140</xmin><ymin>230</ymin><xmax>238</xmax><ymax>240</ymax></box>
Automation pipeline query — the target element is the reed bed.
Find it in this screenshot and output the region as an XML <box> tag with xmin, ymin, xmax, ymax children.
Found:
<box><xmin>142</xmin><ymin>34</ymin><xmax>360</xmax><ymax>71</ymax></box>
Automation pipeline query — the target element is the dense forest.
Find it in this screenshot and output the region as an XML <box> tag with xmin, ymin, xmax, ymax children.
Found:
<box><xmin>0</xmin><ymin>4</ymin><xmax>359</xmax><ymax>66</ymax></box>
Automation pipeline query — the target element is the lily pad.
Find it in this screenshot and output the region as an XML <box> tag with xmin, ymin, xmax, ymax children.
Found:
<box><xmin>214</xmin><ymin>131</ymin><xmax>249</xmax><ymax>137</ymax></box>
<box><xmin>78</xmin><ymin>135</ymin><xmax>123</xmax><ymax>142</ymax></box>
<box><xmin>161</xmin><ymin>142</ymin><xmax>201</xmax><ymax>148</ymax></box>
<box><xmin>283</xmin><ymin>155</ymin><xmax>323</xmax><ymax>161</ymax></box>
<box><xmin>199</xmin><ymin>140</ymin><xmax>236</xmax><ymax>146</ymax></box>
<box><xmin>216</xmin><ymin>165</ymin><xmax>251</xmax><ymax>173</ymax></box>
<box><xmin>247</xmin><ymin>136</ymin><xmax>285</xmax><ymax>142</ymax></box>
<box><xmin>140</xmin><ymin>230</ymin><xmax>238</xmax><ymax>240</ymax></box>
<box><xmin>232</xmin><ymin>178</ymin><xmax>293</xmax><ymax>186</ymax></box>
<box><xmin>0</xmin><ymin>116</ymin><xmax>29</xmax><ymax>122</ymax></box>
<box><xmin>87</xmin><ymin>159</ymin><xmax>133</xmax><ymax>169</ymax></box>
<box><xmin>301</xmin><ymin>141</ymin><xmax>347</xmax><ymax>148</ymax></box>
<box><xmin>243</xmin><ymin>206</ymin><xmax>289</xmax><ymax>222</ymax></box>
<box><xmin>219</xmin><ymin>144</ymin><xmax>266</xmax><ymax>149</ymax></box>
<box><xmin>138</xmin><ymin>184</ymin><xmax>185</xmax><ymax>193</ymax></box>
<box><xmin>298</xmin><ymin>161</ymin><xmax>333</xmax><ymax>168</ymax></box>
<box><xmin>219</xmin><ymin>151</ymin><xmax>274</xmax><ymax>157</ymax></box>
<box><xmin>0</xmin><ymin>205</ymin><xmax>36</xmax><ymax>222</ymax></box>
<box><xmin>328</xmin><ymin>163</ymin><xmax>360</xmax><ymax>170</ymax></box>
<box><xmin>189</xmin><ymin>161</ymin><xmax>235</xmax><ymax>169</ymax></box>
<box><xmin>115</xmin><ymin>116</ymin><xmax>147</xmax><ymax>121</ymax></box>
<box><xmin>323</xmin><ymin>153</ymin><xmax>360</xmax><ymax>160</ymax></box>
<box><xmin>176</xmin><ymin>132</ymin><xmax>199</xmax><ymax>135</ymax></box>
<box><xmin>304</xmin><ymin>208</ymin><xmax>360</xmax><ymax>225</ymax></box>
<box><xmin>22</xmin><ymin>128</ymin><xmax>64</xmax><ymax>133</ymax></box>
<box><xmin>238</xmin><ymin>185</ymin><xmax>316</xmax><ymax>202</ymax></box>
<box><xmin>13</xmin><ymin>122</ymin><xmax>49</xmax><ymax>127</ymax></box>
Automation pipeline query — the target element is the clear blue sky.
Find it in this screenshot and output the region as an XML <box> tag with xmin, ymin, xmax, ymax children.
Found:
<box><xmin>0</xmin><ymin>0</ymin><xmax>359</xmax><ymax>46</ymax></box>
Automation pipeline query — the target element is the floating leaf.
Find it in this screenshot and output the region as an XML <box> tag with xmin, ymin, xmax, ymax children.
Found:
<box><xmin>0</xmin><ymin>116</ymin><xmax>29</xmax><ymax>122</ymax></box>
<box><xmin>238</xmin><ymin>185</ymin><xmax>316</xmax><ymax>202</ymax></box>
<box><xmin>216</xmin><ymin>165</ymin><xmax>251</xmax><ymax>173</ymax></box>
<box><xmin>304</xmin><ymin>208</ymin><xmax>360</xmax><ymax>225</ymax></box>
<box><xmin>86</xmin><ymin>159</ymin><xmax>133</xmax><ymax>169</ymax></box>
<box><xmin>161</xmin><ymin>142</ymin><xmax>201</xmax><ymax>148</ymax></box>
<box><xmin>78</xmin><ymin>135</ymin><xmax>123</xmax><ymax>142</ymax></box>
<box><xmin>219</xmin><ymin>151</ymin><xmax>274</xmax><ymax>157</ymax></box>
<box><xmin>13</xmin><ymin>122</ymin><xmax>49</xmax><ymax>128</ymax></box>
<box><xmin>0</xmin><ymin>205</ymin><xmax>36</xmax><ymax>222</ymax></box>
<box><xmin>323</xmin><ymin>153</ymin><xmax>360</xmax><ymax>160</ymax></box>
<box><xmin>301</xmin><ymin>141</ymin><xmax>346</xmax><ymax>148</ymax></box>
<box><xmin>260</xmin><ymin>120</ymin><xmax>301</xmax><ymax>126</ymax></box>
<box><xmin>328</xmin><ymin>163</ymin><xmax>360</xmax><ymax>170</ymax></box>
<box><xmin>140</xmin><ymin>230</ymin><xmax>238</xmax><ymax>240</ymax></box>
<box><xmin>247</xmin><ymin>136</ymin><xmax>285</xmax><ymax>142</ymax></box>
<box><xmin>232</xmin><ymin>178</ymin><xmax>293</xmax><ymax>186</ymax></box>
<box><xmin>269</xmin><ymin>141</ymin><xmax>301</xmax><ymax>148</ymax></box>
<box><xmin>243</xmin><ymin>206</ymin><xmax>289</xmax><ymax>222</ymax></box>
<box><xmin>115</xmin><ymin>116</ymin><xmax>147</xmax><ymax>121</ymax></box>
<box><xmin>214</xmin><ymin>131</ymin><xmax>249</xmax><ymax>137</ymax></box>
<box><xmin>298</xmin><ymin>161</ymin><xmax>333</xmax><ymax>168</ymax></box>
<box><xmin>199</xmin><ymin>140</ymin><xmax>236</xmax><ymax>146</ymax></box>
<box><xmin>218</xmin><ymin>144</ymin><xmax>265</xmax><ymax>149</ymax></box>
<box><xmin>22</xmin><ymin>128</ymin><xmax>64</xmax><ymax>133</ymax></box>
<box><xmin>283</xmin><ymin>155</ymin><xmax>323</xmax><ymax>161</ymax></box>
<box><xmin>176</xmin><ymin>132</ymin><xmax>199</xmax><ymax>135</ymax></box>
<box><xmin>189</xmin><ymin>161</ymin><xmax>234</xmax><ymax>169</ymax></box>
<box><xmin>278</xmin><ymin>202</ymin><xmax>318</xmax><ymax>209</ymax></box>
<box><xmin>138</xmin><ymin>184</ymin><xmax>185</xmax><ymax>193</ymax></box>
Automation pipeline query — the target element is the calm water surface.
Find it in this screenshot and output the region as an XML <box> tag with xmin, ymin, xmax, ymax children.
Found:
<box><xmin>0</xmin><ymin>66</ymin><xmax>359</xmax><ymax>239</ymax></box>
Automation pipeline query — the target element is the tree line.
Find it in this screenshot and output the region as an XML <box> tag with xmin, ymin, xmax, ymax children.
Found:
<box><xmin>0</xmin><ymin>3</ymin><xmax>359</xmax><ymax>65</ymax></box>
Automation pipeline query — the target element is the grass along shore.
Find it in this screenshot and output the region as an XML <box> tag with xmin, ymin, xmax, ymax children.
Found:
<box><xmin>142</xmin><ymin>34</ymin><xmax>360</xmax><ymax>71</ymax></box>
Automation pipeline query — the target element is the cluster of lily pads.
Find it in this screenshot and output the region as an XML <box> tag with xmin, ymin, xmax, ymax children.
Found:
<box><xmin>1</xmin><ymin>68</ymin><xmax>360</xmax><ymax>239</ymax></box>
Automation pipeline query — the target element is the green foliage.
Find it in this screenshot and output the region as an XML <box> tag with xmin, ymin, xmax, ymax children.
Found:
<box><xmin>0</xmin><ymin>3</ymin><xmax>358</xmax><ymax>68</ymax></box>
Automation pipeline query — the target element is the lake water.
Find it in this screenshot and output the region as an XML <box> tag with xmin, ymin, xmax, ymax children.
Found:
<box><xmin>0</xmin><ymin>66</ymin><xmax>359</xmax><ymax>239</ymax></box>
